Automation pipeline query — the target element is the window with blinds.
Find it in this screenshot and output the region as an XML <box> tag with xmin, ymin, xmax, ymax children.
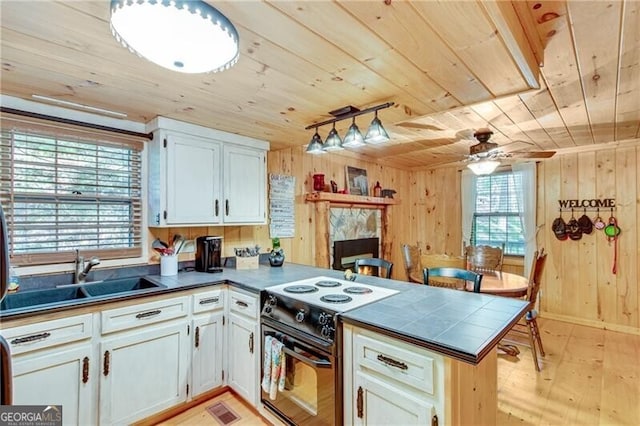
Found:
<box><xmin>471</xmin><ymin>170</ymin><xmax>524</xmax><ymax>256</ymax></box>
<box><xmin>0</xmin><ymin>124</ymin><xmax>142</xmax><ymax>265</ymax></box>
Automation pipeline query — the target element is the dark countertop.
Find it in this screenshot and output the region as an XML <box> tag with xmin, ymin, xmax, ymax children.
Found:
<box><xmin>0</xmin><ymin>262</ymin><xmax>528</xmax><ymax>364</ymax></box>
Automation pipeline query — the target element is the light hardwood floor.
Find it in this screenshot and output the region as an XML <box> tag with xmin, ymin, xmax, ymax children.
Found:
<box><xmin>163</xmin><ymin>318</ymin><xmax>640</xmax><ymax>425</ymax></box>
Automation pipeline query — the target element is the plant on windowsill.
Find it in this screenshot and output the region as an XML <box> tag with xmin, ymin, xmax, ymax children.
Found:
<box><xmin>269</xmin><ymin>237</ymin><xmax>285</xmax><ymax>267</ymax></box>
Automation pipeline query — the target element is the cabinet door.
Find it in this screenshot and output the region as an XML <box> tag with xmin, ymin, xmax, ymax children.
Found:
<box><xmin>99</xmin><ymin>321</ymin><xmax>189</xmax><ymax>425</ymax></box>
<box><xmin>223</xmin><ymin>145</ymin><xmax>266</xmax><ymax>224</ymax></box>
<box><xmin>191</xmin><ymin>312</ymin><xmax>224</xmax><ymax>397</ymax></box>
<box><xmin>12</xmin><ymin>344</ymin><xmax>95</xmax><ymax>426</ymax></box>
<box><xmin>166</xmin><ymin>134</ymin><xmax>222</xmax><ymax>224</ymax></box>
<box><xmin>353</xmin><ymin>371</ymin><xmax>435</xmax><ymax>426</ymax></box>
<box><xmin>228</xmin><ymin>312</ymin><xmax>257</xmax><ymax>405</ymax></box>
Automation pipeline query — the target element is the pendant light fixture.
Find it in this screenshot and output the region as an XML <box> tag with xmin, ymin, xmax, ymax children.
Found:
<box><xmin>467</xmin><ymin>159</ymin><xmax>500</xmax><ymax>175</ymax></box>
<box><xmin>110</xmin><ymin>0</ymin><xmax>239</xmax><ymax>74</ymax></box>
<box><xmin>306</xmin><ymin>130</ymin><xmax>326</xmax><ymax>155</ymax></box>
<box><xmin>342</xmin><ymin>117</ymin><xmax>365</xmax><ymax>148</ymax></box>
<box><xmin>364</xmin><ymin>110</ymin><xmax>391</xmax><ymax>144</ymax></box>
<box><xmin>323</xmin><ymin>123</ymin><xmax>344</xmax><ymax>151</ymax></box>
<box><xmin>304</xmin><ymin>102</ymin><xmax>394</xmax><ymax>154</ymax></box>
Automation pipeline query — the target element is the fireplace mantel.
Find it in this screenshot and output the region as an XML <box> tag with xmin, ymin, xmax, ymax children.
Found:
<box><xmin>305</xmin><ymin>192</ymin><xmax>398</xmax><ymax>206</ymax></box>
<box><xmin>305</xmin><ymin>192</ymin><xmax>398</xmax><ymax>269</ymax></box>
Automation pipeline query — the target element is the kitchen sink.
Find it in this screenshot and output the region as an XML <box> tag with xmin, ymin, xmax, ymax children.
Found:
<box><xmin>81</xmin><ymin>277</ymin><xmax>165</xmax><ymax>297</ymax></box>
<box><xmin>0</xmin><ymin>287</ymin><xmax>89</xmax><ymax>311</ymax></box>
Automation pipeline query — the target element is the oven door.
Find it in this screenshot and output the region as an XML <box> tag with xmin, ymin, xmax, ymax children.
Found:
<box><xmin>261</xmin><ymin>322</ymin><xmax>336</xmax><ymax>426</ymax></box>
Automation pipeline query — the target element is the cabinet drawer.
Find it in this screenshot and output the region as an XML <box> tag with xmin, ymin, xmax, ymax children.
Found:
<box><xmin>193</xmin><ymin>289</ymin><xmax>225</xmax><ymax>314</ymax></box>
<box><xmin>0</xmin><ymin>314</ymin><xmax>92</xmax><ymax>355</ymax></box>
<box><xmin>101</xmin><ymin>296</ymin><xmax>189</xmax><ymax>334</ymax></box>
<box><xmin>229</xmin><ymin>289</ymin><xmax>258</xmax><ymax>319</ymax></box>
<box><xmin>354</xmin><ymin>333</ymin><xmax>439</xmax><ymax>396</ymax></box>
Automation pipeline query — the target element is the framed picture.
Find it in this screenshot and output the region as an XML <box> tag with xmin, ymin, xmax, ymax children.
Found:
<box><xmin>346</xmin><ymin>166</ymin><xmax>369</xmax><ymax>196</ymax></box>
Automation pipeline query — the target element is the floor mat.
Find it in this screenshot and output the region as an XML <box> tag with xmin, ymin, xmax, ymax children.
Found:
<box><xmin>206</xmin><ymin>401</ymin><xmax>241</xmax><ymax>426</ymax></box>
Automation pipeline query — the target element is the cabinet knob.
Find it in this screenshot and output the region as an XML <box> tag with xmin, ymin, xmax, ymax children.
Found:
<box><xmin>103</xmin><ymin>351</ymin><xmax>110</xmax><ymax>376</ymax></box>
<box><xmin>225</xmin><ymin>199</ymin><xmax>229</xmax><ymax>216</ymax></box>
<box><xmin>215</xmin><ymin>199</ymin><xmax>219</xmax><ymax>217</ymax></box>
<box><xmin>82</xmin><ymin>357</ymin><xmax>90</xmax><ymax>384</ymax></box>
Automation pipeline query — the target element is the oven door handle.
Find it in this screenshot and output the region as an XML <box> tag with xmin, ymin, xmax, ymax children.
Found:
<box><xmin>282</xmin><ymin>346</ymin><xmax>332</xmax><ymax>369</ymax></box>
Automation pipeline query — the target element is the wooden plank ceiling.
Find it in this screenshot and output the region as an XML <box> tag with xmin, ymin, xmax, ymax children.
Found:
<box><xmin>1</xmin><ymin>0</ymin><xmax>638</xmax><ymax>170</ymax></box>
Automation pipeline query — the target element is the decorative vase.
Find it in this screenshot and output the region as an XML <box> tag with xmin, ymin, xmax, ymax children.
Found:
<box><xmin>312</xmin><ymin>174</ymin><xmax>325</xmax><ymax>191</ymax></box>
<box><xmin>269</xmin><ymin>248</ymin><xmax>285</xmax><ymax>267</ymax></box>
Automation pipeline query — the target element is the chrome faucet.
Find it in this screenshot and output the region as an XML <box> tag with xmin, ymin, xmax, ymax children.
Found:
<box><xmin>75</xmin><ymin>249</ymin><xmax>100</xmax><ymax>284</ymax></box>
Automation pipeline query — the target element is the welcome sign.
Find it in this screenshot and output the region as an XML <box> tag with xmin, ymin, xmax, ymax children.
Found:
<box><xmin>558</xmin><ymin>198</ymin><xmax>615</xmax><ymax>209</ymax></box>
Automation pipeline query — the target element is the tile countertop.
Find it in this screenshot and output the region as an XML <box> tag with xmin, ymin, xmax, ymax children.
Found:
<box><xmin>1</xmin><ymin>262</ymin><xmax>528</xmax><ymax>364</ymax></box>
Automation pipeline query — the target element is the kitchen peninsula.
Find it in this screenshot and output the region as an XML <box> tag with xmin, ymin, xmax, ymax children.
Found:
<box><xmin>0</xmin><ymin>262</ymin><xmax>527</xmax><ymax>425</ymax></box>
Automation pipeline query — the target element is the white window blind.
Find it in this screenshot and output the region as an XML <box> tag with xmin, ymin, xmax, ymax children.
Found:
<box><xmin>0</xmin><ymin>121</ymin><xmax>142</xmax><ymax>265</ymax></box>
<box><xmin>471</xmin><ymin>170</ymin><xmax>525</xmax><ymax>256</ymax></box>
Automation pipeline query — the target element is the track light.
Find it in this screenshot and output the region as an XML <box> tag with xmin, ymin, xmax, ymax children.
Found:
<box><xmin>304</xmin><ymin>102</ymin><xmax>394</xmax><ymax>154</ymax></box>
<box><xmin>306</xmin><ymin>130</ymin><xmax>326</xmax><ymax>155</ymax></box>
<box><xmin>342</xmin><ymin>118</ymin><xmax>365</xmax><ymax>148</ymax></box>
<box><xmin>364</xmin><ymin>110</ymin><xmax>390</xmax><ymax>144</ymax></box>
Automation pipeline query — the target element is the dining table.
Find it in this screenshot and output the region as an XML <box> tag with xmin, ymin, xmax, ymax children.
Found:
<box><xmin>409</xmin><ymin>269</ymin><xmax>529</xmax><ymax>298</ymax></box>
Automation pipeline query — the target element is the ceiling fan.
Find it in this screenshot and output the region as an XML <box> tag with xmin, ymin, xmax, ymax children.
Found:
<box><xmin>465</xmin><ymin>128</ymin><xmax>556</xmax><ymax>161</ymax></box>
<box><xmin>461</xmin><ymin>128</ymin><xmax>556</xmax><ymax>175</ymax></box>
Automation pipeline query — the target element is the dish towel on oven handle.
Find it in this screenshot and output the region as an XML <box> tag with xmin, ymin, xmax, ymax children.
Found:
<box><xmin>261</xmin><ymin>335</ymin><xmax>286</xmax><ymax>400</ymax></box>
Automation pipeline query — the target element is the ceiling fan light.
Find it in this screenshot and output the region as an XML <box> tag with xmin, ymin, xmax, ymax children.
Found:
<box><xmin>323</xmin><ymin>125</ymin><xmax>344</xmax><ymax>151</ymax></box>
<box><xmin>364</xmin><ymin>112</ymin><xmax>390</xmax><ymax>144</ymax></box>
<box><xmin>467</xmin><ymin>159</ymin><xmax>500</xmax><ymax>175</ymax></box>
<box><xmin>306</xmin><ymin>131</ymin><xmax>326</xmax><ymax>155</ymax></box>
<box><xmin>110</xmin><ymin>0</ymin><xmax>239</xmax><ymax>74</ymax></box>
<box><xmin>342</xmin><ymin>119</ymin><xmax>365</xmax><ymax>148</ymax></box>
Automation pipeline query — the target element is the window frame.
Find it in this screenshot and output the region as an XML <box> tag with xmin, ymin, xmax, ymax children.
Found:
<box><xmin>470</xmin><ymin>169</ymin><xmax>525</xmax><ymax>257</ymax></box>
<box><xmin>1</xmin><ymin>115</ymin><xmax>146</xmax><ymax>268</ymax></box>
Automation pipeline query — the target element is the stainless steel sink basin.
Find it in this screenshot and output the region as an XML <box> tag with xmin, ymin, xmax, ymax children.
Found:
<box><xmin>81</xmin><ymin>277</ymin><xmax>165</xmax><ymax>297</ymax></box>
<box><xmin>0</xmin><ymin>287</ymin><xmax>89</xmax><ymax>311</ymax></box>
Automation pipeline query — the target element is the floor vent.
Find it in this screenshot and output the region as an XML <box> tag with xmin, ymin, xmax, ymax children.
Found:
<box><xmin>206</xmin><ymin>401</ymin><xmax>240</xmax><ymax>425</ymax></box>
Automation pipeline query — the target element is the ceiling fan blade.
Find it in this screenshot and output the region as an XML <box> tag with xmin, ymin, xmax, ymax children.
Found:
<box><xmin>395</xmin><ymin>122</ymin><xmax>445</xmax><ymax>131</ymax></box>
<box><xmin>510</xmin><ymin>151</ymin><xmax>556</xmax><ymax>159</ymax></box>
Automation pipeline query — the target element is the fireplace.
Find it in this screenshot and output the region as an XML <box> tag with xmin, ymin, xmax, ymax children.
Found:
<box><xmin>333</xmin><ymin>238</ymin><xmax>379</xmax><ymax>272</ymax></box>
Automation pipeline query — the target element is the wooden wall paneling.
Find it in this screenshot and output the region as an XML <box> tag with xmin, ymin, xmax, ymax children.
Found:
<box><xmin>614</xmin><ymin>147</ymin><xmax>638</xmax><ymax>328</ymax></box>
<box><xmin>540</xmin><ymin>156</ymin><xmax>563</xmax><ymax>315</ymax></box>
<box><xmin>594</xmin><ymin>150</ymin><xmax>618</xmax><ymax>325</ymax></box>
<box><xmin>560</xmin><ymin>155</ymin><xmax>581</xmax><ymax>318</ymax></box>
<box><xmin>616</xmin><ymin>1</ymin><xmax>640</xmax><ymax>141</ymax></box>
<box><xmin>576</xmin><ymin>152</ymin><xmax>599</xmax><ymax>321</ymax></box>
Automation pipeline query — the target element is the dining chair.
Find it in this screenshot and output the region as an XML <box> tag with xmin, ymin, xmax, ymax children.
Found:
<box><xmin>401</xmin><ymin>244</ymin><xmax>422</xmax><ymax>283</ymax></box>
<box><xmin>355</xmin><ymin>258</ymin><xmax>394</xmax><ymax>279</ymax></box>
<box><xmin>423</xmin><ymin>267</ymin><xmax>483</xmax><ymax>293</ymax></box>
<box><xmin>505</xmin><ymin>249</ymin><xmax>548</xmax><ymax>371</ymax></box>
<box><xmin>464</xmin><ymin>243</ymin><xmax>505</xmax><ymax>273</ymax></box>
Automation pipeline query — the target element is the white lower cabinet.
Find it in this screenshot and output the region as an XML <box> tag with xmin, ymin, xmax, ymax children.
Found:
<box><xmin>227</xmin><ymin>289</ymin><xmax>259</xmax><ymax>406</ymax></box>
<box><xmin>0</xmin><ymin>313</ymin><xmax>96</xmax><ymax>425</ymax></box>
<box><xmin>98</xmin><ymin>296</ymin><xmax>190</xmax><ymax>425</ymax></box>
<box><xmin>191</xmin><ymin>289</ymin><xmax>225</xmax><ymax>397</ymax></box>
<box><xmin>12</xmin><ymin>344</ymin><xmax>95</xmax><ymax>425</ymax></box>
<box><xmin>354</xmin><ymin>371</ymin><xmax>435</xmax><ymax>426</ymax></box>
<box><xmin>98</xmin><ymin>322</ymin><xmax>189</xmax><ymax>425</ymax></box>
<box><xmin>344</xmin><ymin>325</ymin><xmax>444</xmax><ymax>426</ymax></box>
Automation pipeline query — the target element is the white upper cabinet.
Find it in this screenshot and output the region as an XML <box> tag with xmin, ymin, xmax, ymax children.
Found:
<box><xmin>147</xmin><ymin>117</ymin><xmax>268</xmax><ymax>227</ymax></box>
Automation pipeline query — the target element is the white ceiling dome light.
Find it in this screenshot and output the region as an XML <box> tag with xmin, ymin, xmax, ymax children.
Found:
<box><xmin>110</xmin><ymin>0</ymin><xmax>239</xmax><ymax>74</ymax></box>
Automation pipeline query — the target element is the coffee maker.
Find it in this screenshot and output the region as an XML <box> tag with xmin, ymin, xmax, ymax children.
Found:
<box><xmin>195</xmin><ymin>236</ymin><xmax>223</xmax><ymax>273</ymax></box>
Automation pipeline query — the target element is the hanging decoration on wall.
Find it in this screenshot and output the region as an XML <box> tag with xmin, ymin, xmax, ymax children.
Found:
<box><xmin>269</xmin><ymin>174</ymin><xmax>295</xmax><ymax>238</ymax></box>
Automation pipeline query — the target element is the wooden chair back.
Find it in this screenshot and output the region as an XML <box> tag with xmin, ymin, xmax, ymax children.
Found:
<box><xmin>526</xmin><ymin>249</ymin><xmax>547</xmax><ymax>305</ymax></box>
<box><xmin>355</xmin><ymin>258</ymin><xmax>394</xmax><ymax>279</ymax></box>
<box><xmin>464</xmin><ymin>243</ymin><xmax>505</xmax><ymax>273</ymax></box>
<box><xmin>401</xmin><ymin>244</ymin><xmax>422</xmax><ymax>283</ymax></box>
<box><xmin>423</xmin><ymin>267</ymin><xmax>483</xmax><ymax>293</ymax></box>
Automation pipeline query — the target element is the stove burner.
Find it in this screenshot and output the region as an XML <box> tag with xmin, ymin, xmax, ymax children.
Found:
<box><xmin>315</xmin><ymin>280</ymin><xmax>342</xmax><ymax>288</ymax></box>
<box><xmin>320</xmin><ymin>294</ymin><xmax>353</xmax><ymax>304</ymax></box>
<box><xmin>284</xmin><ymin>285</ymin><xmax>319</xmax><ymax>294</ymax></box>
<box><xmin>343</xmin><ymin>286</ymin><xmax>373</xmax><ymax>295</ymax></box>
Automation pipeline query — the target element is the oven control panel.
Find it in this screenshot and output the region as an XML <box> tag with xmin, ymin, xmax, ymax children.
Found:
<box><xmin>261</xmin><ymin>292</ymin><xmax>337</xmax><ymax>343</ymax></box>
